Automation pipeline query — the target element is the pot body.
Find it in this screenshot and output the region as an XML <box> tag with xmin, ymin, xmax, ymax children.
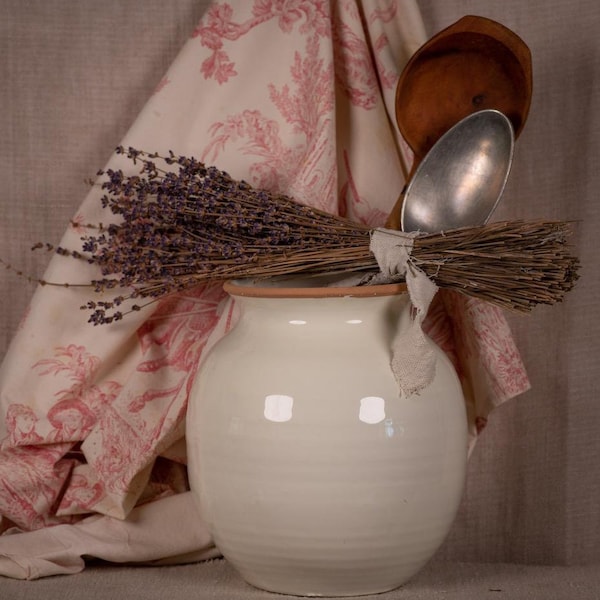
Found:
<box><xmin>187</xmin><ymin>281</ymin><xmax>467</xmax><ymax>597</ymax></box>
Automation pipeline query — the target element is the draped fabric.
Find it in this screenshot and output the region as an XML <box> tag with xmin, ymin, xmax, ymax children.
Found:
<box><xmin>1</xmin><ymin>0</ymin><xmax>596</xmax><ymax>578</ymax></box>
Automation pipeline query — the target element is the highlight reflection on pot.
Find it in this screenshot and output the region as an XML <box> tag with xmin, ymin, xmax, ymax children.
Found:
<box><xmin>262</xmin><ymin>394</ymin><xmax>393</xmax><ymax>425</ymax></box>
<box><xmin>263</xmin><ymin>394</ymin><xmax>294</xmax><ymax>422</ymax></box>
<box><xmin>359</xmin><ymin>396</ymin><xmax>386</xmax><ymax>424</ymax></box>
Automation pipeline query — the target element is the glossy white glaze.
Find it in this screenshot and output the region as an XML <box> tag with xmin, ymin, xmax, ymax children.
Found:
<box><xmin>187</xmin><ymin>281</ymin><xmax>467</xmax><ymax>597</ymax></box>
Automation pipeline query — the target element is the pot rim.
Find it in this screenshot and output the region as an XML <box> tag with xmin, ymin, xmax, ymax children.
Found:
<box><xmin>223</xmin><ymin>277</ymin><xmax>407</xmax><ymax>299</ymax></box>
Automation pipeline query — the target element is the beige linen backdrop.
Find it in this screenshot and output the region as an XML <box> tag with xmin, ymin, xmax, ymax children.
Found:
<box><xmin>0</xmin><ymin>0</ymin><xmax>598</xmax><ymax>568</ymax></box>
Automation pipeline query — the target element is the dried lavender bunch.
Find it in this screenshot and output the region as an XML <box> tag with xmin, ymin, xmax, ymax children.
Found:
<box><xmin>62</xmin><ymin>147</ymin><xmax>374</xmax><ymax>324</ymax></box>
<box><xmin>410</xmin><ymin>220</ymin><xmax>580</xmax><ymax>311</ymax></box>
<box><xmin>55</xmin><ymin>147</ymin><xmax>578</xmax><ymax>324</ymax></box>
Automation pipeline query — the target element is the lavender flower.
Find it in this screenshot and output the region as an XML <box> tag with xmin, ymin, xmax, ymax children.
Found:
<box><xmin>66</xmin><ymin>147</ymin><xmax>370</xmax><ymax>324</ymax></box>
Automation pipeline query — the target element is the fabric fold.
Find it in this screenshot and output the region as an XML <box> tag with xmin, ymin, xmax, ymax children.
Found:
<box><xmin>0</xmin><ymin>493</ymin><xmax>218</xmax><ymax>580</ymax></box>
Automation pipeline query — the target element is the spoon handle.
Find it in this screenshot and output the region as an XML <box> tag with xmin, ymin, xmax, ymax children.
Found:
<box><xmin>384</xmin><ymin>189</ymin><xmax>404</xmax><ymax>230</ymax></box>
<box><xmin>385</xmin><ymin>162</ymin><xmax>418</xmax><ymax>229</ymax></box>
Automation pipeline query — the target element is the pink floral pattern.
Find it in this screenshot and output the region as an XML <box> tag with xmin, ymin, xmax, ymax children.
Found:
<box><xmin>201</xmin><ymin>32</ymin><xmax>337</xmax><ymax>211</ymax></box>
<box><xmin>339</xmin><ymin>149</ymin><xmax>389</xmax><ymax>225</ymax></box>
<box><xmin>83</xmin><ymin>284</ymin><xmax>224</xmax><ymax>504</ymax></box>
<box><xmin>438</xmin><ymin>290</ymin><xmax>530</xmax><ymax>447</ymax></box>
<box><xmin>57</xmin><ymin>470</ymin><xmax>106</xmax><ymax>516</ymax></box>
<box><xmin>0</xmin><ymin>444</ymin><xmax>77</xmax><ymax>531</ymax></box>
<box><xmin>332</xmin><ymin>11</ymin><xmax>380</xmax><ymax>109</ymax></box>
<box><xmin>193</xmin><ymin>1</ymin><xmax>330</xmax><ymax>84</ymax></box>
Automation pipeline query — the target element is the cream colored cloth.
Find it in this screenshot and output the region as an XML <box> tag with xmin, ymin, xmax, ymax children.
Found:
<box><xmin>369</xmin><ymin>228</ymin><xmax>438</xmax><ymax>395</ymax></box>
<box><xmin>0</xmin><ymin>0</ymin><xmax>530</xmax><ymax>579</ymax></box>
<box><xmin>0</xmin><ymin>493</ymin><xmax>218</xmax><ymax>580</ymax></box>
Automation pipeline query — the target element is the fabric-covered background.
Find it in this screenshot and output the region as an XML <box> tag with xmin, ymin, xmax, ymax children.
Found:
<box><xmin>1</xmin><ymin>0</ymin><xmax>598</xmax><ymax>567</ymax></box>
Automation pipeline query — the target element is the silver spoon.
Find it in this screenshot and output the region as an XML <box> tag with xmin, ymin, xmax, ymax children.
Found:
<box><xmin>400</xmin><ymin>109</ymin><xmax>515</xmax><ymax>233</ymax></box>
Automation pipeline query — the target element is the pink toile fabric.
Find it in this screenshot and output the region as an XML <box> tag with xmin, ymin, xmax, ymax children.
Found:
<box><xmin>0</xmin><ymin>0</ymin><xmax>529</xmax><ymax>579</ymax></box>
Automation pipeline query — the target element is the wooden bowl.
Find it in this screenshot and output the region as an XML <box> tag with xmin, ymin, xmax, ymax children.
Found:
<box><xmin>395</xmin><ymin>15</ymin><xmax>532</xmax><ymax>163</ymax></box>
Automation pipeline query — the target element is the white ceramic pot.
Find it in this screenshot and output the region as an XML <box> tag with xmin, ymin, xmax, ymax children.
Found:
<box><xmin>187</xmin><ymin>276</ymin><xmax>467</xmax><ymax>597</ymax></box>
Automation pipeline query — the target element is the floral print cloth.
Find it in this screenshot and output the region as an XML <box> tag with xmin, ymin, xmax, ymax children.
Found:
<box><xmin>0</xmin><ymin>0</ymin><xmax>529</xmax><ymax>578</ymax></box>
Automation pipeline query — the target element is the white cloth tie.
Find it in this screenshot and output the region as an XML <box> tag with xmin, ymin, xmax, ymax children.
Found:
<box><xmin>368</xmin><ymin>228</ymin><xmax>439</xmax><ymax>396</ymax></box>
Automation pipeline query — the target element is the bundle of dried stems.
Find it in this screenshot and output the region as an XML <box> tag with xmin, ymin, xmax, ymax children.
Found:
<box><xmin>30</xmin><ymin>148</ymin><xmax>579</xmax><ymax>324</ymax></box>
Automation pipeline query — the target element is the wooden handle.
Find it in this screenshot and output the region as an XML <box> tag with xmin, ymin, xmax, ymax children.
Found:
<box><xmin>385</xmin><ymin>188</ymin><xmax>405</xmax><ymax>229</ymax></box>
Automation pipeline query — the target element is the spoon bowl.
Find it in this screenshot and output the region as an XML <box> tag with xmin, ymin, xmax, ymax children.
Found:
<box><xmin>400</xmin><ymin>109</ymin><xmax>514</xmax><ymax>233</ymax></box>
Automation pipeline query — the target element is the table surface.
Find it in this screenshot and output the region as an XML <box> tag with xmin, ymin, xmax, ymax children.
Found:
<box><xmin>1</xmin><ymin>558</ymin><xmax>599</xmax><ymax>600</ymax></box>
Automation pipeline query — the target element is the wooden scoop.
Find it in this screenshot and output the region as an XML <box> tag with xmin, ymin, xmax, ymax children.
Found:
<box><xmin>386</xmin><ymin>15</ymin><xmax>532</xmax><ymax>229</ymax></box>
